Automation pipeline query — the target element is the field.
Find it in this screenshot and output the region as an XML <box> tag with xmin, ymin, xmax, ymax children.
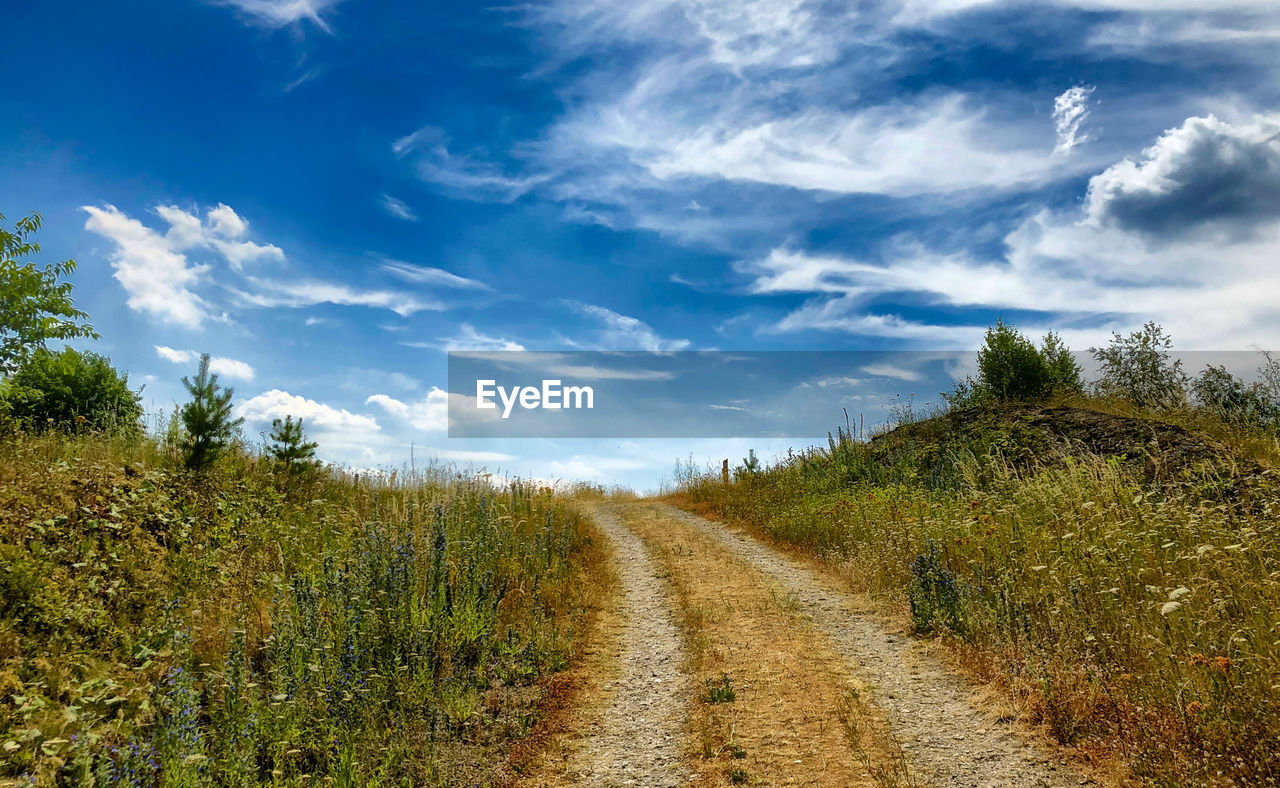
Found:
<box><xmin>0</xmin><ymin>430</ymin><xmax>602</xmax><ymax>786</ymax></box>
<box><xmin>671</xmin><ymin>402</ymin><xmax>1280</xmax><ymax>785</ymax></box>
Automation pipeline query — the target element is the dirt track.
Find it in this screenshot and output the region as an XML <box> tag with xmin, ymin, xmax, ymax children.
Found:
<box><xmin>556</xmin><ymin>505</ymin><xmax>690</xmax><ymax>786</ymax></box>
<box><xmin>535</xmin><ymin>501</ymin><xmax>1098</xmax><ymax>788</ymax></box>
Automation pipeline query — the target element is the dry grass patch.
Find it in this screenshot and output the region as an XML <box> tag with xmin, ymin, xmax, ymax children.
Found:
<box><xmin>622</xmin><ymin>503</ymin><xmax>890</xmax><ymax>787</ymax></box>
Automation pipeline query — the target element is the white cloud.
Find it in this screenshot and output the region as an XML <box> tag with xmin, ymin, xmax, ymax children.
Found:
<box><xmin>739</xmin><ymin>115</ymin><xmax>1280</xmax><ymax>349</ymax></box>
<box><xmin>365</xmin><ymin>389</ymin><xmax>450</xmax><ymax>432</ymax></box>
<box><xmin>218</xmin><ymin>0</ymin><xmax>345</xmax><ymax>32</ymax></box>
<box><xmin>422</xmin><ymin>324</ymin><xmax>526</xmax><ymax>352</ymax></box>
<box><xmin>154</xmin><ymin>346</ymin><xmax>256</xmax><ymax>381</ymax></box>
<box><xmin>584</xmin><ymin>92</ymin><xmax>1075</xmax><ymax>196</ymax></box>
<box><xmin>237</xmin><ymin>278</ymin><xmax>440</xmax><ymax>316</ymax></box>
<box><xmin>569</xmin><ymin>302</ymin><xmax>691</xmax><ymax>350</ymax></box>
<box><xmin>1083</xmin><ymin>113</ymin><xmax>1280</xmax><ymax>235</ymax></box>
<box><xmin>861</xmin><ymin>363</ymin><xmax>922</xmax><ymax>381</ymax></box>
<box><xmin>82</xmin><ymin>204</ymin><xmax>211</xmax><ymax>328</ymax></box>
<box><xmin>425</xmin><ymin>447</ymin><xmax>517</xmax><ymax>463</ymax></box>
<box><xmin>206</xmin><ymin>203</ymin><xmax>249</xmax><ymax>237</ymax></box>
<box><xmin>1053</xmin><ymin>85</ymin><xmax>1096</xmax><ymax>155</ymax></box>
<box><xmin>379</xmin><ymin>194</ymin><xmax>419</xmax><ymax>222</ymax></box>
<box><xmin>238</xmin><ymin>389</ymin><xmax>382</xmax><ymax>456</ymax></box>
<box><xmin>81</xmin><ymin>202</ymin><xmax>287</xmax><ymax>327</ymax></box>
<box><xmin>393</xmin><ymin>125</ymin><xmax>550</xmax><ymax>202</ymax></box>
<box><xmin>152</xmin><ymin>203</ymin><xmax>284</xmax><ymax>272</ymax></box>
<box><xmin>380</xmin><ymin>260</ymin><xmax>491</xmax><ymax>290</ymax></box>
<box><xmin>548</xmin><ymin>454</ymin><xmax>649</xmax><ymax>479</ymax></box>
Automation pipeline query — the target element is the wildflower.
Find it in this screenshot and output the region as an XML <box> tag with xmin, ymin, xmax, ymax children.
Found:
<box><xmin>1211</xmin><ymin>656</ymin><xmax>1233</xmax><ymax>674</ymax></box>
<box><xmin>1188</xmin><ymin>653</ymin><xmax>1208</xmax><ymax>667</ymax></box>
<box><xmin>1185</xmin><ymin>701</ymin><xmax>1209</xmax><ymax>716</ymax></box>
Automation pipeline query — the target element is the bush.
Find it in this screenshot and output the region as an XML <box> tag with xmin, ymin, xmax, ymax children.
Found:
<box><xmin>1091</xmin><ymin>322</ymin><xmax>1187</xmax><ymax>409</ymax></box>
<box><xmin>1192</xmin><ymin>365</ymin><xmax>1278</xmax><ymax>427</ymax></box>
<box><xmin>0</xmin><ymin>347</ymin><xmax>141</xmax><ymax>432</ymax></box>
<box><xmin>947</xmin><ymin>320</ymin><xmax>1082</xmax><ymax>406</ymax></box>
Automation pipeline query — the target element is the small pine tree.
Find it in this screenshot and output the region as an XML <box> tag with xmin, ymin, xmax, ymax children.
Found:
<box><xmin>179</xmin><ymin>354</ymin><xmax>243</xmax><ymax>471</ymax></box>
<box><xmin>268</xmin><ymin>415</ymin><xmax>318</xmax><ymax>471</ymax></box>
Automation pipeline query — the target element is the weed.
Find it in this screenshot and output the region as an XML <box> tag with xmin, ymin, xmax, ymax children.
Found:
<box><xmin>728</xmin><ymin>766</ymin><xmax>749</xmax><ymax>784</ymax></box>
<box><xmin>705</xmin><ymin>673</ymin><xmax>736</xmax><ymax>704</ymax></box>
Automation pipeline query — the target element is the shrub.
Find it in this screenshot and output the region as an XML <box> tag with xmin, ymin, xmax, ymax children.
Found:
<box><xmin>0</xmin><ymin>347</ymin><xmax>142</xmax><ymax>432</ymax></box>
<box><xmin>1192</xmin><ymin>364</ymin><xmax>1278</xmax><ymax>427</ymax></box>
<box><xmin>908</xmin><ymin>542</ymin><xmax>965</xmax><ymax>635</ymax></box>
<box><xmin>179</xmin><ymin>353</ymin><xmax>243</xmax><ymax>471</ymax></box>
<box><xmin>1090</xmin><ymin>321</ymin><xmax>1187</xmax><ymax>409</ymax></box>
<box><xmin>947</xmin><ymin>320</ymin><xmax>1083</xmax><ymax>406</ymax></box>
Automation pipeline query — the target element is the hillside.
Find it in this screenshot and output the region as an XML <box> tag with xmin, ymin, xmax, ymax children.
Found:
<box><xmin>673</xmin><ymin>403</ymin><xmax>1280</xmax><ymax>785</ymax></box>
<box><xmin>0</xmin><ymin>431</ymin><xmax>602</xmax><ymax>786</ymax></box>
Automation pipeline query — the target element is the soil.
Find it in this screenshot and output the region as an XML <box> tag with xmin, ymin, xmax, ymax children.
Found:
<box><xmin>548</xmin><ymin>504</ymin><xmax>691</xmax><ymax>787</ymax></box>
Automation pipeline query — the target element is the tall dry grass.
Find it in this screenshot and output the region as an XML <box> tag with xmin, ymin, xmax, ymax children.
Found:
<box><xmin>674</xmin><ymin>409</ymin><xmax>1280</xmax><ymax>786</ymax></box>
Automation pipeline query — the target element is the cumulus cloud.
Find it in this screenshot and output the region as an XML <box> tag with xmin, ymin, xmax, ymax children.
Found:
<box><xmin>1084</xmin><ymin>114</ymin><xmax>1280</xmax><ymax>236</ymax></box>
<box><xmin>379</xmin><ymin>194</ymin><xmax>419</xmax><ymax>222</ymax></box>
<box><xmin>82</xmin><ymin>204</ymin><xmax>211</xmax><ymax>328</ymax></box>
<box><xmin>365</xmin><ymin>388</ymin><xmax>452</xmax><ymax>432</ymax></box>
<box><xmin>238</xmin><ymin>389</ymin><xmax>383</xmax><ymax>457</ymax></box>
<box><xmin>154</xmin><ymin>346</ymin><xmax>256</xmax><ymax>381</ymax></box>
<box><xmin>81</xmin><ymin>202</ymin><xmax>286</xmax><ymax>326</ymax></box>
<box><xmin>1053</xmin><ymin>85</ymin><xmax>1096</xmax><ymax>155</ymax></box>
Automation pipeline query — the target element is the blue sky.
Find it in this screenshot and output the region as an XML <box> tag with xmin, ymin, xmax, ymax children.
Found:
<box><xmin>3</xmin><ymin>0</ymin><xmax>1279</xmax><ymax>489</ymax></box>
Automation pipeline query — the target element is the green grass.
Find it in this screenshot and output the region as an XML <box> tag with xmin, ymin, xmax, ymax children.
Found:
<box><xmin>0</xmin><ymin>430</ymin><xmax>594</xmax><ymax>786</ymax></box>
<box><xmin>673</xmin><ymin>403</ymin><xmax>1280</xmax><ymax>786</ymax></box>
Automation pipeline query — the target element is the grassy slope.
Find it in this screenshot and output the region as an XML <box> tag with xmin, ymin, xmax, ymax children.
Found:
<box><xmin>672</xmin><ymin>403</ymin><xmax>1280</xmax><ymax>786</ymax></box>
<box><xmin>0</xmin><ymin>431</ymin><xmax>599</xmax><ymax>786</ymax></box>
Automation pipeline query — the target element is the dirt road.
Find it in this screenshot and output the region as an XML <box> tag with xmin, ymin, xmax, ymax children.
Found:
<box><xmin>529</xmin><ymin>500</ymin><xmax>1097</xmax><ymax>788</ymax></box>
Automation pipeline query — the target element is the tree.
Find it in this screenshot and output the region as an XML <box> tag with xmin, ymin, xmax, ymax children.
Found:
<box><xmin>0</xmin><ymin>213</ymin><xmax>97</xmax><ymax>374</ymax></box>
<box><xmin>1039</xmin><ymin>331</ymin><xmax>1084</xmax><ymax>397</ymax></box>
<box><xmin>1191</xmin><ymin>354</ymin><xmax>1280</xmax><ymax>428</ymax></box>
<box><xmin>0</xmin><ymin>347</ymin><xmax>142</xmax><ymax>432</ymax></box>
<box><xmin>179</xmin><ymin>354</ymin><xmax>243</xmax><ymax>471</ymax></box>
<box><xmin>734</xmin><ymin>448</ymin><xmax>761</xmax><ymax>479</ymax></box>
<box><xmin>1090</xmin><ymin>322</ymin><xmax>1187</xmax><ymax>409</ymax></box>
<box><xmin>268</xmin><ymin>415</ymin><xmax>318</xmax><ymax>471</ymax></box>
<box><xmin>947</xmin><ymin>319</ymin><xmax>1083</xmax><ymax>406</ymax></box>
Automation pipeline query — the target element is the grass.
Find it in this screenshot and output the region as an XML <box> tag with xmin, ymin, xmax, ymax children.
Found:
<box><xmin>671</xmin><ymin>401</ymin><xmax>1280</xmax><ymax>786</ymax></box>
<box><xmin>0</xmin><ymin>429</ymin><xmax>597</xmax><ymax>786</ymax></box>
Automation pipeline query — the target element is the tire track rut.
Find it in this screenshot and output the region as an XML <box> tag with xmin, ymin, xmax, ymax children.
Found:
<box><xmin>562</xmin><ymin>505</ymin><xmax>690</xmax><ymax>787</ymax></box>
